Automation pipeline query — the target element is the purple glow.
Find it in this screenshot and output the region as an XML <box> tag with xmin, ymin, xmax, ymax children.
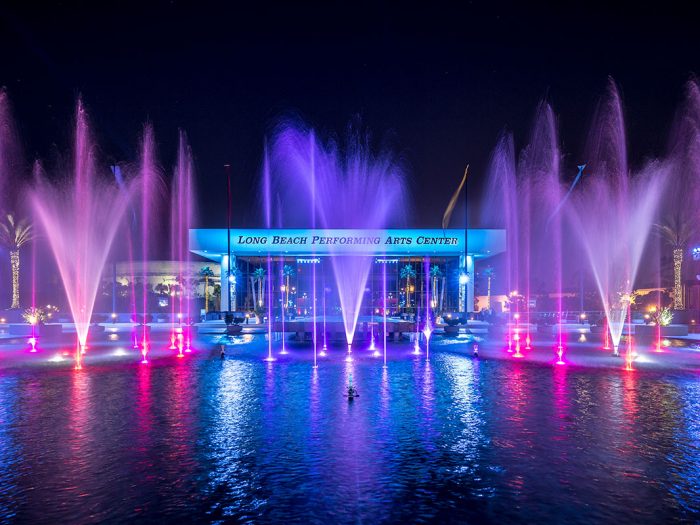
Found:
<box><xmin>269</xmin><ymin>123</ymin><xmax>407</xmax><ymax>346</ymax></box>
<box><xmin>570</xmin><ymin>79</ymin><xmax>668</xmax><ymax>353</ymax></box>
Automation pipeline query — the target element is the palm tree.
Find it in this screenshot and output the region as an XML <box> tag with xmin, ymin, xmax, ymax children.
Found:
<box><xmin>0</xmin><ymin>214</ymin><xmax>35</xmax><ymax>309</ymax></box>
<box><xmin>656</xmin><ymin>215</ymin><xmax>694</xmax><ymax>310</ymax></box>
<box><xmin>482</xmin><ymin>266</ymin><xmax>495</xmax><ymax>312</ymax></box>
<box><xmin>198</xmin><ymin>266</ymin><xmax>215</xmax><ymax>312</ymax></box>
<box><xmin>400</xmin><ymin>264</ymin><xmax>416</xmax><ymax>310</ymax></box>
<box><xmin>282</xmin><ymin>264</ymin><xmax>295</xmax><ymax>309</ymax></box>
<box><xmin>429</xmin><ymin>264</ymin><xmax>442</xmax><ymax>311</ymax></box>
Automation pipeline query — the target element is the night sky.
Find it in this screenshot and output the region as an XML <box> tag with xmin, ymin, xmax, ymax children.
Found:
<box><xmin>1</xmin><ymin>1</ymin><xmax>698</xmax><ymax>228</ymax></box>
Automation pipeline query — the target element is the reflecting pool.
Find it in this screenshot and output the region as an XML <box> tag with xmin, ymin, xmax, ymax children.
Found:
<box><xmin>0</xmin><ymin>334</ymin><xmax>699</xmax><ymax>523</ymax></box>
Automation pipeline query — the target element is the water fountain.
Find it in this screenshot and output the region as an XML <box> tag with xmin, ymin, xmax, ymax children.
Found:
<box><xmin>170</xmin><ymin>131</ymin><xmax>196</xmax><ymax>357</ymax></box>
<box><xmin>518</xmin><ymin>101</ymin><xmax>565</xmax><ymax>363</ymax></box>
<box><xmin>261</xmin><ymin>144</ymin><xmax>275</xmax><ymax>362</ymax></box>
<box><xmin>481</xmin><ymin>133</ymin><xmax>518</xmax><ymax>353</ymax></box>
<box><xmin>570</xmin><ymin>79</ymin><xmax>668</xmax><ymax>359</ymax></box>
<box><xmin>270</xmin><ymin>122</ymin><xmax>407</xmax><ymax>352</ymax></box>
<box><xmin>30</xmin><ymin>101</ymin><xmax>135</xmax><ymax>368</ymax></box>
<box><xmin>136</xmin><ymin>124</ymin><xmax>165</xmax><ymax>364</ymax></box>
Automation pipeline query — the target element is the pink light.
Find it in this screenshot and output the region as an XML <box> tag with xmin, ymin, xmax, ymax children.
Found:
<box><xmin>140</xmin><ymin>339</ymin><xmax>149</xmax><ymax>364</ymax></box>
<box><xmin>28</xmin><ymin>336</ymin><xmax>38</xmax><ymax>353</ymax></box>
<box><xmin>525</xmin><ymin>335</ymin><xmax>531</xmax><ymax>350</ymax></box>
<box><xmin>555</xmin><ymin>345</ymin><xmax>565</xmax><ymax>365</ymax></box>
<box><xmin>75</xmin><ymin>342</ymin><xmax>85</xmax><ymax>370</ymax></box>
<box><xmin>513</xmin><ymin>341</ymin><xmax>523</xmax><ymax>358</ymax></box>
<box><xmin>169</xmin><ymin>332</ymin><xmax>177</xmax><ymax>350</ymax></box>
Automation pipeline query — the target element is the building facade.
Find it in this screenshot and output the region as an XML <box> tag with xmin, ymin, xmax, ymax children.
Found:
<box><xmin>189</xmin><ymin>228</ymin><xmax>505</xmax><ymax>315</ymax></box>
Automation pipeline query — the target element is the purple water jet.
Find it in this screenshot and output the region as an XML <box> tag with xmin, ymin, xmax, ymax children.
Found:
<box><xmin>270</xmin><ymin>122</ymin><xmax>407</xmax><ymax>347</ymax></box>
<box><xmin>570</xmin><ymin>79</ymin><xmax>668</xmax><ymax>355</ymax></box>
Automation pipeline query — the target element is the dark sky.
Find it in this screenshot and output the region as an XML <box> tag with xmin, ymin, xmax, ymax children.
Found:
<box><xmin>1</xmin><ymin>1</ymin><xmax>698</xmax><ymax>228</ymax></box>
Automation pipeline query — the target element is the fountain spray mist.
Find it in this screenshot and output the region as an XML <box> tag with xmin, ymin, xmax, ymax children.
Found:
<box><xmin>137</xmin><ymin>125</ymin><xmax>164</xmax><ymax>364</ymax></box>
<box><xmin>170</xmin><ymin>131</ymin><xmax>196</xmax><ymax>357</ymax></box>
<box><xmin>262</xmin><ymin>143</ymin><xmax>275</xmax><ymax>362</ymax></box>
<box><xmin>570</xmin><ymin>79</ymin><xmax>668</xmax><ymax>357</ymax></box>
<box><xmin>31</xmin><ymin>101</ymin><xmax>135</xmax><ymax>368</ymax></box>
<box><xmin>270</xmin><ymin>122</ymin><xmax>407</xmax><ymax>349</ymax></box>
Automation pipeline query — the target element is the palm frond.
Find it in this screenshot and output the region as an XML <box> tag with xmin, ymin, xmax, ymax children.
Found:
<box><xmin>0</xmin><ymin>214</ymin><xmax>35</xmax><ymax>250</ymax></box>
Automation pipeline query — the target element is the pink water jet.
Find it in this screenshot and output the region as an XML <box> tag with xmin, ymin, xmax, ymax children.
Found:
<box><xmin>30</xmin><ymin>101</ymin><xmax>135</xmax><ymax>368</ymax></box>
<box><xmin>135</xmin><ymin>124</ymin><xmax>165</xmax><ymax>364</ymax></box>
<box><xmin>570</xmin><ymin>79</ymin><xmax>668</xmax><ymax>355</ymax></box>
<box><xmin>170</xmin><ymin>131</ymin><xmax>196</xmax><ymax>352</ymax></box>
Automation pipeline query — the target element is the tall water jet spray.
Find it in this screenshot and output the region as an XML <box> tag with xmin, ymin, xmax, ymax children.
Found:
<box><xmin>310</xmin><ymin>132</ymin><xmax>318</xmax><ymax>366</ymax></box>
<box><xmin>30</xmin><ymin>101</ymin><xmax>135</xmax><ymax>368</ymax></box>
<box><xmin>270</xmin><ymin>122</ymin><xmax>407</xmax><ymax>350</ymax></box>
<box><xmin>170</xmin><ymin>131</ymin><xmax>196</xmax><ymax>357</ymax></box>
<box><xmin>661</xmin><ymin>78</ymin><xmax>700</xmax><ymax>314</ymax></box>
<box><xmin>262</xmin><ymin>143</ymin><xmax>275</xmax><ymax>362</ymax></box>
<box><xmin>423</xmin><ymin>257</ymin><xmax>433</xmax><ymax>362</ymax></box>
<box><xmin>481</xmin><ymin>133</ymin><xmax>518</xmax><ymax>352</ymax></box>
<box><xmin>570</xmin><ymin>79</ymin><xmax>668</xmax><ymax>358</ymax></box>
<box><xmin>136</xmin><ymin>125</ymin><xmax>165</xmax><ymax>364</ymax></box>
<box><xmin>519</xmin><ymin>101</ymin><xmax>564</xmax><ymax>362</ymax></box>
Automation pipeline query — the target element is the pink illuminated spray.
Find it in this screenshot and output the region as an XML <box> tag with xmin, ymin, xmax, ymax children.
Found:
<box><xmin>513</xmin><ymin>312</ymin><xmax>524</xmax><ymax>358</ymax></box>
<box><xmin>170</xmin><ymin>131</ymin><xmax>196</xmax><ymax>355</ymax></box>
<box><xmin>28</xmin><ymin>226</ymin><xmax>37</xmax><ymax>353</ymax></box>
<box><xmin>570</xmin><ymin>79</ymin><xmax>668</xmax><ymax>356</ymax></box>
<box><xmin>137</xmin><ymin>124</ymin><xmax>164</xmax><ymax>364</ymax></box>
<box><xmin>382</xmin><ymin>259</ymin><xmax>388</xmax><ymax>368</ymax></box>
<box><xmin>31</xmin><ymin>101</ymin><xmax>135</xmax><ymax>369</ymax></box>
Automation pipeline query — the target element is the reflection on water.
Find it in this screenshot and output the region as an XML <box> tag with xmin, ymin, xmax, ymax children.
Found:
<box><xmin>0</xmin><ymin>335</ymin><xmax>699</xmax><ymax>524</ymax></box>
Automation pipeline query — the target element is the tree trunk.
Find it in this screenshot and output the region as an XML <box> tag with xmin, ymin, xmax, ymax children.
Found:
<box><xmin>259</xmin><ymin>277</ymin><xmax>265</xmax><ymax>309</ymax></box>
<box><xmin>10</xmin><ymin>250</ymin><xmax>20</xmax><ymax>309</ymax></box>
<box><xmin>673</xmin><ymin>248</ymin><xmax>684</xmax><ymax>310</ymax></box>
<box><xmin>250</xmin><ymin>276</ymin><xmax>257</xmax><ymax>310</ymax></box>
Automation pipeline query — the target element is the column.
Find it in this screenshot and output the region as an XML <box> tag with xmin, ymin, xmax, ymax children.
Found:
<box><xmin>459</xmin><ymin>254</ymin><xmax>474</xmax><ymax>313</ymax></box>
<box><xmin>221</xmin><ymin>255</ymin><xmax>231</xmax><ymax>312</ymax></box>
